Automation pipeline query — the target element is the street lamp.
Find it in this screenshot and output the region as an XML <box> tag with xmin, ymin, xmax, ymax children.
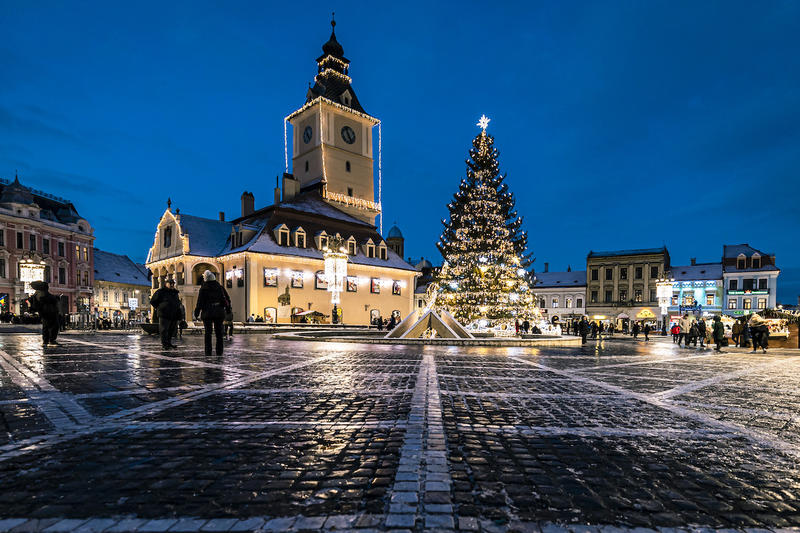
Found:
<box><xmin>656</xmin><ymin>277</ymin><xmax>674</xmax><ymax>334</ymax></box>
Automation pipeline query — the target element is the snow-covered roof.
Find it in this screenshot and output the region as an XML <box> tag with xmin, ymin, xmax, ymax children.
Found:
<box><xmin>275</xmin><ymin>194</ymin><xmax>373</xmax><ymax>228</ymax></box>
<box><xmin>179</xmin><ymin>214</ymin><xmax>232</xmax><ymax>257</ymax></box>
<box><xmin>723</xmin><ymin>244</ymin><xmax>780</xmax><ymax>272</ymax></box>
<box><xmin>94</xmin><ymin>249</ymin><xmax>150</xmax><ymax>286</ymax></box>
<box><xmin>723</xmin><ymin>244</ymin><xmax>771</xmax><ymax>259</ymax></box>
<box><xmin>534</xmin><ymin>270</ymin><xmax>587</xmax><ymax>288</ymax></box>
<box><xmin>670</xmin><ymin>263</ymin><xmax>722</xmax><ymax>281</ymax></box>
<box><xmin>588</xmin><ymin>247</ymin><xmax>667</xmax><ymax>258</ymax></box>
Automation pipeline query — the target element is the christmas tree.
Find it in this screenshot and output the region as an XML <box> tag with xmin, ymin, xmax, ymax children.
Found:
<box><xmin>436</xmin><ymin>116</ymin><xmax>536</xmax><ymax>325</ymax></box>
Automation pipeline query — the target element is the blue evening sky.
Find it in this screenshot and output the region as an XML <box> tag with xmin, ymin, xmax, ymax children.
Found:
<box><xmin>2</xmin><ymin>1</ymin><xmax>799</xmax><ymax>301</ymax></box>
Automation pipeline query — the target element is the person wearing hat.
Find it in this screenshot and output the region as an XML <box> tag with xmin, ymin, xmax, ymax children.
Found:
<box><xmin>194</xmin><ymin>270</ymin><xmax>231</xmax><ymax>356</ymax></box>
<box><xmin>30</xmin><ymin>281</ymin><xmax>60</xmax><ymax>347</ymax></box>
<box><xmin>150</xmin><ymin>278</ymin><xmax>182</xmax><ymax>349</ymax></box>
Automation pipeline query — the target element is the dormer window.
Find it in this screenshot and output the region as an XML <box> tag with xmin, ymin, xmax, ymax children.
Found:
<box><xmin>293</xmin><ymin>227</ymin><xmax>306</xmax><ymax>248</ymax></box>
<box><xmin>752</xmin><ymin>254</ymin><xmax>761</xmax><ymax>269</ymax></box>
<box><xmin>737</xmin><ymin>254</ymin><xmax>746</xmax><ymax>270</ymax></box>
<box><xmin>274</xmin><ymin>224</ymin><xmax>290</xmax><ymax>246</ymax></box>
<box><xmin>347</xmin><ymin>236</ymin><xmax>357</xmax><ymax>256</ymax></box>
<box><xmin>316</xmin><ymin>231</ymin><xmax>329</xmax><ymax>251</ymax></box>
<box><xmin>364</xmin><ymin>238</ymin><xmax>375</xmax><ymax>259</ymax></box>
<box><xmin>342</xmin><ymin>90</ymin><xmax>352</xmax><ymax>107</ymax></box>
<box><xmin>378</xmin><ymin>242</ymin><xmax>387</xmax><ymax>260</ymax></box>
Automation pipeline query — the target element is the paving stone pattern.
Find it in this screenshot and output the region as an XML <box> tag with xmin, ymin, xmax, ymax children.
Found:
<box><xmin>0</xmin><ymin>333</ymin><xmax>799</xmax><ymax>531</ymax></box>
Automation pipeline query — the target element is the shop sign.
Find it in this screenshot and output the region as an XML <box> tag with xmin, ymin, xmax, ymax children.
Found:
<box><xmin>128</xmin><ymin>298</ymin><xmax>138</xmax><ymax>310</ymax></box>
<box><xmin>636</xmin><ymin>309</ymin><xmax>656</xmax><ymax>319</ymax></box>
<box><xmin>728</xmin><ymin>290</ymin><xmax>768</xmax><ymax>295</ymax></box>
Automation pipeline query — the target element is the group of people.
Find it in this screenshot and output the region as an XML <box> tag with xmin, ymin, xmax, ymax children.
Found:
<box><xmin>669</xmin><ymin>313</ymin><xmax>732</xmax><ymax>352</ymax></box>
<box><xmin>674</xmin><ymin>313</ymin><xmax>769</xmax><ymax>353</ymax></box>
<box><xmin>373</xmin><ymin>313</ymin><xmax>398</xmax><ymax>331</ymax></box>
<box><xmin>151</xmin><ymin>270</ymin><xmax>232</xmax><ymax>356</ymax></box>
<box><xmin>513</xmin><ymin>319</ymin><xmax>540</xmax><ymax>335</ymax></box>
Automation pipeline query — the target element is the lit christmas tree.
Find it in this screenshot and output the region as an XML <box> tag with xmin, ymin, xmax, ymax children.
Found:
<box><xmin>436</xmin><ymin>115</ymin><xmax>536</xmax><ymax>325</ymax></box>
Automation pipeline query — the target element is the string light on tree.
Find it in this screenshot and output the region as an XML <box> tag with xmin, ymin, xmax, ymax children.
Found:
<box><xmin>435</xmin><ymin>115</ymin><xmax>537</xmax><ymax>326</ymax></box>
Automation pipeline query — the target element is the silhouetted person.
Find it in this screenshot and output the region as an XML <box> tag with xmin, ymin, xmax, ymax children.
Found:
<box><xmin>151</xmin><ymin>278</ymin><xmax>181</xmax><ymax>349</ymax></box>
<box><xmin>30</xmin><ymin>281</ymin><xmax>60</xmax><ymax>347</ymax></box>
<box><xmin>194</xmin><ymin>270</ymin><xmax>231</xmax><ymax>356</ymax></box>
<box><xmin>579</xmin><ymin>317</ymin><xmax>589</xmax><ymax>345</ymax></box>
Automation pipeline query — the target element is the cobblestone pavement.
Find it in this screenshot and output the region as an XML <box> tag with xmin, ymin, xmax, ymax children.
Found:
<box><xmin>1</xmin><ymin>333</ymin><xmax>800</xmax><ymax>532</ymax></box>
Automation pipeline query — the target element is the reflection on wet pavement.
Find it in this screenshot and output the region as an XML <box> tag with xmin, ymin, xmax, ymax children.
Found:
<box><xmin>0</xmin><ymin>333</ymin><xmax>799</xmax><ymax>530</ymax></box>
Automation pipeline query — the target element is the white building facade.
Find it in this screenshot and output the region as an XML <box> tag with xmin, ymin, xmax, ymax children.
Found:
<box><xmin>533</xmin><ymin>269</ymin><xmax>586</xmax><ymax>323</ymax></box>
<box><xmin>722</xmin><ymin>244</ymin><xmax>779</xmax><ymax>317</ymax></box>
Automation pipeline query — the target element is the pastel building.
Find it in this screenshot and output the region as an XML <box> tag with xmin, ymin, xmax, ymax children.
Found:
<box><xmin>533</xmin><ymin>265</ymin><xmax>586</xmax><ymax>323</ymax></box>
<box><xmin>665</xmin><ymin>261</ymin><xmax>723</xmax><ymax>324</ymax></box>
<box><xmin>722</xmin><ymin>244</ymin><xmax>780</xmax><ymax>316</ymax></box>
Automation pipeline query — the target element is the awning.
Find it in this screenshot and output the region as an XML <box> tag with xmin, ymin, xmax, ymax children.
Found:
<box><xmin>617</xmin><ymin>313</ymin><xmax>630</xmax><ymax>319</ymax></box>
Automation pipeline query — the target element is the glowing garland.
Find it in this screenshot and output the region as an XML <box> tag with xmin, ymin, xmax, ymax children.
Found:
<box><xmin>283</xmin><ymin>118</ymin><xmax>288</xmax><ymax>173</ymax></box>
<box><xmin>378</xmin><ymin>121</ymin><xmax>383</xmax><ymax>234</ymax></box>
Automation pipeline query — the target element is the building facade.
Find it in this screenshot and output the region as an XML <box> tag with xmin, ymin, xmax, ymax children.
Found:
<box><xmin>585</xmin><ymin>247</ymin><xmax>669</xmax><ymax>328</ymax></box>
<box><xmin>145</xmin><ymin>22</ymin><xmax>418</xmax><ymax>324</ymax></box>
<box><xmin>533</xmin><ymin>267</ymin><xmax>586</xmax><ymax>323</ymax></box>
<box><xmin>94</xmin><ymin>249</ymin><xmax>151</xmax><ymax>321</ymax></box>
<box><xmin>665</xmin><ymin>261</ymin><xmax>723</xmax><ymax>324</ymax></box>
<box><xmin>722</xmin><ymin>244</ymin><xmax>779</xmax><ymax>316</ymax></box>
<box><xmin>0</xmin><ymin>176</ymin><xmax>94</xmax><ymax>315</ymax></box>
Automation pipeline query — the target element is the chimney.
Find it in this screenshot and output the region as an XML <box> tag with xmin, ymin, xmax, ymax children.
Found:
<box><xmin>690</xmin><ymin>258</ymin><xmax>696</xmax><ymax>266</ymax></box>
<box><xmin>282</xmin><ymin>173</ymin><xmax>299</xmax><ymax>202</ymax></box>
<box><xmin>241</xmin><ymin>191</ymin><xmax>254</xmax><ymax>217</ymax></box>
<box><xmin>274</xmin><ymin>175</ymin><xmax>281</xmax><ymax>205</ymax></box>
<box><xmin>544</xmin><ymin>262</ymin><xmax>549</xmax><ymax>273</ymax></box>
<box><xmin>218</xmin><ymin>211</ymin><xmax>225</xmax><ymax>222</ymax></box>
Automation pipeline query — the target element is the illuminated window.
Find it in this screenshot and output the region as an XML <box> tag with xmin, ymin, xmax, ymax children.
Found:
<box><xmin>83</xmin><ymin>272</ymin><xmax>89</xmax><ymax>286</ymax></box>
<box><xmin>370</xmin><ymin>278</ymin><xmax>380</xmax><ymax>294</ymax></box>
<box><xmin>83</xmin><ymin>247</ymin><xmax>88</xmax><ymax>261</ymax></box>
<box><xmin>346</xmin><ymin>276</ymin><xmax>357</xmax><ymax>292</ymax></box>
<box><xmin>551</xmin><ymin>297</ymin><xmax>559</xmax><ymax>308</ymax></box>
<box><xmin>671</xmin><ymin>295</ymin><xmax>678</xmax><ymax>305</ymax></box>
<box><xmin>620</xmin><ymin>267</ymin><xmax>627</xmax><ymax>280</ymax></box>
<box><xmin>706</xmin><ymin>294</ymin><xmax>714</xmax><ymax>306</ymax></box>
<box><xmin>392</xmin><ymin>281</ymin><xmax>401</xmax><ymax>296</ymax></box>
<box><xmin>634</xmin><ymin>289</ymin><xmax>642</xmax><ymax>302</ymax></box>
<box><xmin>619</xmin><ymin>289</ymin><xmax>627</xmax><ymax>301</ymax></box>
<box><xmin>565</xmin><ymin>297</ymin><xmax>572</xmax><ymax>308</ymax></box>
<box><xmin>683</xmin><ymin>295</ymin><xmax>694</xmax><ymax>306</ymax></box>
<box><xmin>728</xmin><ymin>299</ymin><xmax>737</xmax><ymax>309</ymax></box>
<box><xmin>590</xmin><ymin>291</ymin><xmax>597</xmax><ymax>303</ymax></box>
<box><xmin>743</xmin><ymin>298</ymin><xmax>752</xmax><ymax>310</ymax></box>
<box><xmin>757</xmin><ymin>297</ymin><xmax>767</xmax><ymax>309</ymax></box>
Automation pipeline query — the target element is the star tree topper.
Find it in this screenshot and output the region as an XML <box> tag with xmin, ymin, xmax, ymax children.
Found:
<box><xmin>476</xmin><ymin>114</ymin><xmax>490</xmax><ymax>131</ymax></box>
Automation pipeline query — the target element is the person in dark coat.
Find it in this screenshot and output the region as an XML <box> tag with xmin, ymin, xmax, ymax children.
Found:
<box><xmin>578</xmin><ymin>317</ymin><xmax>589</xmax><ymax>345</ymax></box>
<box><xmin>194</xmin><ymin>270</ymin><xmax>231</xmax><ymax>356</ymax></box>
<box><xmin>150</xmin><ymin>278</ymin><xmax>182</xmax><ymax>349</ymax></box>
<box><xmin>632</xmin><ymin>322</ymin><xmax>640</xmax><ymax>339</ymax></box>
<box><xmin>696</xmin><ymin>318</ymin><xmax>707</xmax><ymax>347</ymax></box>
<box><xmin>30</xmin><ymin>281</ymin><xmax>60</xmax><ymax>347</ymax></box>
<box><xmin>712</xmin><ymin>315</ymin><xmax>725</xmax><ymax>352</ymax></box>
<box><xmin>643</xmin><ymin>323</ymin><xmax>651</xmax><ymax>341</ymax></box>
<box><xmin>223</xmin><ymin>308</ymin><xmax>234</xmax><ymax>341</ymax></box>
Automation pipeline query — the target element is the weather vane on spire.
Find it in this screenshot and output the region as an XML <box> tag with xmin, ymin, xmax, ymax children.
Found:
<box><xmin>477</xmin><ymin>114</ymin><xmax>491</xmax><ymax>131</ymax></box>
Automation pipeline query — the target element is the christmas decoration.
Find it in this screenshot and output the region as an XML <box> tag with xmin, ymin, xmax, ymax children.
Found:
<box><xmin>436</xmin><ymin>116</ymin><xmax>537</xmax><ymax>325</ymax></box>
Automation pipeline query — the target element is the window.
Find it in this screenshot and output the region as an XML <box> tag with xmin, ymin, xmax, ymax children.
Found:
<box><xmin>619</xmin><ymin>289</ymin><xmax>627</xmax><ymax>301</ymax></box>
<box><xmin>729</xmin><ymin>279</ymin><xmax>738</xmax><ymax>290</ymax></box>
<box><xmin>346</xmin><ymin>276</ymin><xmax>357</xmax><ymax>292</ymax></box>
<box><xmin>315</xmin><ymin>271</ymin><xmax>328</xmax><ymax>290</ymax></box>
<box><xmin>83</xmin><ymin>247</ymin><xmax>88</xmax><ymax>262</ymax></box>
<box><xmin>379</xmin><ymin>246</ymin><xmax>387</xmax><ymax>260</ymax></box>
<box><xmin>590</xmin><ymin>291</ymin><xmax>597</xmax><ymax>303</ymax></box>
<box><xmin>103</xmin><ymin>290</ymin><xmax>108</xmax><ymax>302</ymax></box>
<box><xmin>294</xmin><ymin>230</ymin><xmax>306</xmax><ymax>248</ymax></box>
<box><xmin>58</xmin><ymin>242</ymin><xmax>65</xmax><ymax>256</ymax></box>
<box><xmin>743</xmin><ymin>298</ymin><xmax>752</xmax><ymax>310</ymax></box>
<box><xmin>576</xmin><ymin>298</ymin><xmax>583</xmax><ymax>308</ymax></box>
<box><xmin>347</xmin><ymin>187</ymin><xmax>354</xmax><ymax>197</ymax></box>
<box><xmin>345</xmin><ymin>161</ymin><xmax>351</xmax><ymax>172</ymax></box>
<box><xmin>291</xmin><ymin>270</ymin><xmax>304</xmax><ymax>289</ymax></box>
<box><xmin>683</xmin><ymin>295</ymin><xmax>694</xmax><ymax>306</ymax></box>
<box><xmin>236</xmin><ymin>268</ymin><xmax>244</xmax><ymax>287</ymax></box>
<box><xmin>58</xmin><ymin>267</ymin><xmax>65</xmax><ymax>284</ymax></box>
<box><xmin>565</xmin><ymin>297</ymin><xmax>572</xmax><ymax>308</ymax></box>
<box><xmin>728</xmin><ymin>299</ymin><xmax>737</xmax><ymax>309</ymax></box>
<box><xmin>757</xmin><ymin>297</ymin><xmax>767</xmax><ymax>309</ymax></box>
<box><xmin>743</xmin><ymin>278</ymin><xmax>755</xmax><ymax>290</ymax></box>
<box><xmin>737</xmin><ymin>256</ymin><xmax>746</xmax><ymax>269</ymax></box>
<box><xmin>591</xmin><ymin>269</ymin><xmax>598</xmax><ymax>281</ymax></box>
<box><xmin>16</xmin><ymin>232</ymin><xmax>23</xmax><ymax>249</ymax></box>
<box><xmin>705</xmin><ymin>294</ymin><xmax>714</xmax><ymax>306</ymax></box>
<box><xmin>318</xmin><ymin>235</ymin><xmax>328</xmax><ymax>250</ymax></box>
<box><xmin>604</xmin><ymin>290</ymin><xmax>612</xmax><ymax>303</ymax></box>
<box><xmin>752</xmin><ymin>256</ymin><xmax>761</xmax><ymax>269</ymax></box>
<box><xmin>758</xmin><ymin>278</ymin><xmax>767</xmax><ymax>289</ymax></box>
<box><xmin>44</xmin><ymin>265</ymin><xmax>50</xmax><ymax>283</ymax></box>
<box><xmin>43</xmin><ymin>238</ymin><xmax>49</xmax><ymax>255</ymax></box>
<box><xmin>29</xmin><ymin>235</ymin><xmax>36</xmax><ymax>251</ymax></box>
<box><xmin>649</xmin><ymin>289</ymin><xmax>656</xmax><ymax>302</ymax></box>
<box><xmin>278</xmin><ymin>229</ymin><xmax>289</xmax><ymax>246</ymax></box>
<box><xmin>634</xmin><ymin>289</ymin><xmax>642</xmax><ymax>302</ymax></box>
<box><xmin>552</xmin><ymin>297</ymin><xmax>559</xmax><ymax>308</ymax></box>
<box><xmin>347</xmin><ymin>240</ymin><xmax>356</xmax><ymax>255</ymax></box>
<box><xmin>0</xmin><ymin>229</ymin><xmax>4</xmax><ymax>246</ymax></box>
<box><xmin>163</xmin><ymin>227</ymin><xmax>172</xmax><ymax>248</ymax></box>
<box><xmin>650</xmin><ymin>266</ymin><xmax>658</xmax><ymax>278</ymax></box>
<box><xmin>75</xmin><ymin>245</ymin><xmax>79</xmax><ymax>258</ymax></box>
<box><xmin>366</xmin><ymin>244</ymin><xmax>375</xmax><ymax>258</ymax></box>
<box><xmin>263</xmin><ymin>268</ymin><xmax>278</xmax><ymax>287</ymax></box>
<box><xmin>671</xmin><ymin>295</ymin><xmax>678</xmax><ymax>305</ymax></box>
<box><xmin>635</xmin><ymin>267</ymin><xmax>643</xmax><ymax>279</ymax></box>
<box><xmin>76</xmin><ymin>273</ymin><xmax>81</xmax><ymax>286</ymax></box>
<box><xmin>305</xmin><ymin>160</ymin><xmax>309</xmax><ymax>172</ymax></box>
<box><xmin>620</xmin><ymin>267</ymin><xmax>627</xmax><ymax>280</ymax></box>
<box><xmin>370</xmin><ymin>278</ymin><xmax>381</xmax><ymax>294</ymax></box>
<box><xmin>539</xmin><ymin>298</ymin><xmax>546</xmax><ymax>308</ymax></box>
<box><xmin>605</xmin><ymin>268</ymin><xmax>613</xmax><ymax>281</ymax></box>
<box><xmin>0</xmin><ymin>258</ymin><xmax>5</xmax><ymax>278</ymax></box>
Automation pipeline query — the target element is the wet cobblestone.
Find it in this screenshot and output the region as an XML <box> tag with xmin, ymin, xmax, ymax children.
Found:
<box><xmin>0</xmin><ymin>334</ymin><xmax>799</xmax><ymax>530</ymax></box>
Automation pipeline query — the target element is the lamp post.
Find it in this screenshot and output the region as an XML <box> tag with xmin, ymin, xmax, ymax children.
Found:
<box><xmin>656</xmin><ymin>277</ymin><xmax>674</xmax><ymax>334</ymax></box>
<box><xmin>323</xmin><ymin>236</ymin><xmax>348</xmax><ymax>323</ymax></box>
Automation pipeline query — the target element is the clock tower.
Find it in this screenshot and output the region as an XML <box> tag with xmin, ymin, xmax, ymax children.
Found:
<box><xmin>286</xmin><ymin>18</ymin><xmax>381</xmax><ymax>226</ymax></box>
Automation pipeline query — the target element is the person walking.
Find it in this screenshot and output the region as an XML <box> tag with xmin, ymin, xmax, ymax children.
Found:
<box><xmin>696</xmin><ymin>318</ymin><xmax>707</xmax><ymax>347</ymax></box>
<box><xmin>523</xmin><ymin>319</ymin><xmax>530</xmax><ymax>334</ymax></box>
<box><xmin>194</xmin><ymin>270</ymin><xmax>231</xmax><ymax>356</ymax></box>
<box><xmin>150</xmin><ymin>278</ymin><xmax>182</xmax><ymax>349</ymax></box>
<box><xmin>712</xmin><ymin>315</ymin><xmax>725</xmax><ymax>352</ymax></box>
<box><xmin>579</xmin><ymin>317</ymin><xmax>589</xmax><ymax>345</ymax></box>
<box><xmin>30</xmin><ymin>281</ymin><xmax>60</xmax><ymax>347</ymax></box>
<box><xmin>632</xmin><ymin>322</ymin><xmax>640</xmax><ymax>339</ymax></box>
<box><xmin>748</xmin><ymin>313</ymin><xmax>769</xmax><ymax>354</ymax></box>
<box><xmin>515</xmin><ymin>319</ymin><xmax>520</xmax><ymax>336</ymax></box>
<box><xmin>731</xmin><ymin>320</ymin><xmax>742</xmax><ymax>347</ymax></box>
<box><xmin>643</xmin><ymin>323</ymin><xmax>651</xmax><ymax>341</ymax></box>
<box><xmin>678</xmin><ymin>314</ymin><xmax>692</xmax><ymax>348</ymax></box>
<box><xmin>223</xmin><ymin>308</ymin><xmax>234</xmax><ymax>341</ymax></box>
<box><xmin>671</xmin><ymin>323</ymin><xmax>680</xmax><ymax>343</ymax></box>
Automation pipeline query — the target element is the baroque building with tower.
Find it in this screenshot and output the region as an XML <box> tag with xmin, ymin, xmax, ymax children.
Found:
<box><xmin>145</xmin><ymin>20</ymin><xmax>417</xmax><ymax>324</ymax></box>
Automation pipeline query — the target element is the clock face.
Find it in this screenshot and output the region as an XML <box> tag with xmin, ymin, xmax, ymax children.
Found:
<box><xmin>341</xmin><ymin>125</ymin><xmax>356</xmax><ymax>144</ymax></box>
<box><xmin>303</xmin><ymin>126</ymin><xmax>312</xmax><ymax>144</ymax></box>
